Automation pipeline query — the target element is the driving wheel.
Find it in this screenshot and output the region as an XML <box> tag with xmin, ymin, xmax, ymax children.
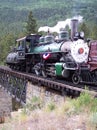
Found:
<box><xmin>72</xmin><ymin>73</ymin><xmax>81</xmax><ymax>84</ymax></box>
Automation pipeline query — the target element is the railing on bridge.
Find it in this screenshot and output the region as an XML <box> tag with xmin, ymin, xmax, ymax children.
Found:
<box><xmin>0</xmin><ymin>66</ymin><xmax>96</xmax><ymax>107</ymax></box>
<box><xmin>0</xmin><ymin>68</ymin><xmax>27</xmax><ymax>105</ymax></box>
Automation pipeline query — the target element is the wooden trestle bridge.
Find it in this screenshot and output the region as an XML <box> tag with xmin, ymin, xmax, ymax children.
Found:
<box><xmin>0</xmin><ymin>66</ymin><xmax>97</xmax><ymax>106</ymax></box>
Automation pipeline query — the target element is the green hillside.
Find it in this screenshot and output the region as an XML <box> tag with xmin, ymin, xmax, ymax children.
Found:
<box><xmin>0</xmin><ymin>0</ymin><xmax>96</xmax><ymax>35</ymax></box>
<box><xmin>0</xmin><ymin>0</ymin><xmax>97</xmax><ymax>63</ymax></box>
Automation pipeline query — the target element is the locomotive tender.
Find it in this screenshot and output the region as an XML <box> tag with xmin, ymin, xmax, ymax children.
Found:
<box><xmin>6</xmin><ymin>19</ymin><xmax>97</xmax><ymax>85</ymax></box>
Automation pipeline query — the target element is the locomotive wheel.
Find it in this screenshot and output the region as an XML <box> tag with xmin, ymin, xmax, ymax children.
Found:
<box><xmin>42</xmin><ymin>70</ymin><xmax>47</xmax><ymax>78</ymax></box>
<box><xmin>72</xmin><ymin>73</ymin><xmax>81</xmax><ymax>84</ymax></box>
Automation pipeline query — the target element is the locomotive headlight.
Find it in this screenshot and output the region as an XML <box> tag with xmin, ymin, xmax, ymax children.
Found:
<box><xmin>80</xmin><ymin>31</ymin><xmax>84</xmax><ymax>38</ymax></box>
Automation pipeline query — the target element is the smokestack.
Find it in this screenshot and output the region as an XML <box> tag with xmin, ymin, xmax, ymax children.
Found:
<box><xmin>71</xmin><ymin>19</ymin><xmax>78</xmax><ymax>40</ymax></box>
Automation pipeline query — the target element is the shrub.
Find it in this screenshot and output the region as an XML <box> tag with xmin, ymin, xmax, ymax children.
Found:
<box><xmin>72</xmin><ymin>92</ymin><xmax>94</xmax><ymax>113</ymax></box>
<box><xmin>44</xmin><ymin>101</ymin><xmax>56</xmax><ymax>112</ymax></box>
<box><xmin>23</xmin><ymin>96</ymin><xmax>43</xmax><ymax>115</ymax></box>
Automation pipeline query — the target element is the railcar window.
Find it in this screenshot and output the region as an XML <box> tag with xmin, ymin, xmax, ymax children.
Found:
<box><xmin>17</xmin><ymin>40</ymin><xmax>25</xmax><ymax>51</ymax></box>
<box><xmin>25</xmin><ymin>41</ymin><xmax>30</xmax><ymax>52</ymax></box>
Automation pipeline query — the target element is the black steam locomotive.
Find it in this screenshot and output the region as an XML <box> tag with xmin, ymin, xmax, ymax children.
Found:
<box><xmin>6</xmin><ymin>19</ymin><xmax>97</xmax><ymax>85</ymax></box>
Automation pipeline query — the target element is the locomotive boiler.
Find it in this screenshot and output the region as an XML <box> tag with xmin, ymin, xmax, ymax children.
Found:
<box><xmin>6</xmin><ymin>19</ymin><xmax>92</xmax><ymax>84</ymax></box>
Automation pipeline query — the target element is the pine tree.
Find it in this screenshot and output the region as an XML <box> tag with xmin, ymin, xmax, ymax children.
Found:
<box><xmin>79</xmin><ymin>22</ymin><xmax>90</xmax><ymax>39</ymax></box>
<box><xmin>26</xmin><ymin>11</ymin><xmax>37</xmax><ymax>35</ymax></box>
<box><xmin>91</xmin><ymin>24</ymin><xmax>97</xmax><ymax>40</ymax></box>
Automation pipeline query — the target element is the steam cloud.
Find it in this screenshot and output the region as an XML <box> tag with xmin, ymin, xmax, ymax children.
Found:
<box><xmin>38</xmin><ymin>15</ymin><xmax>83</xmax><ymax>33</ymax></box>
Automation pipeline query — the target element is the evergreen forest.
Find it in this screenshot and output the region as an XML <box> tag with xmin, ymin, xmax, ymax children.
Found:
<box><xmin>0</xmin><ymin>0</ymin><xmax>97</xmax><ymax>63</ymax></box>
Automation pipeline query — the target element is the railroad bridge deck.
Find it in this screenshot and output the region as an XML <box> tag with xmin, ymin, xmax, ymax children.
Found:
<box><xmin>0</xmin><ymin>66</ymin><xmax>97</xmax><ymax>106</ymax></box>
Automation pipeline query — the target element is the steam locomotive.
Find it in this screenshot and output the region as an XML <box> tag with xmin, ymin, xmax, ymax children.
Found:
<box><xmin>6</xmin><ymin>19</ymin><xmax>97</xmax><ymax>85</ymax></box>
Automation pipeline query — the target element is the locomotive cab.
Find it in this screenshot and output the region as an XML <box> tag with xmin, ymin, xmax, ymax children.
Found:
<box><xmin>16</xmin><ymin>37</ymin><xmax>27</xmax><ymax>59</ymax></box>
<box><xmin>26</xmin><ymin>34</ymin><xmax>41</xmax><ymax>52</ymax></box>
<box><xmin>6</xmin><ymin>36</ymin><xmax>27</xmax><ymax>70</ymax></box>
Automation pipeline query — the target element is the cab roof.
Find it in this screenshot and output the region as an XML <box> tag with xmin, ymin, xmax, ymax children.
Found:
<box><xmin>16</xmin><ymin>34</ymin><xmax>41</xmax><ymax>42</ymax></box>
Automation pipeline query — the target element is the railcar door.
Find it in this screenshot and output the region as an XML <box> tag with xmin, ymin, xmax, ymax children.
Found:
<box><xmin>88</xmin><ymin>40</ymin><xmax>97</xmax><ymax>71</ymax></box>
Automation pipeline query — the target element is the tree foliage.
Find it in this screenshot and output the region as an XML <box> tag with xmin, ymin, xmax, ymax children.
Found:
<box><xmin>25</xmin><ymin>11</ymin><xmax>37</xmax><ymax>35</ymax></box>
<box><xmin>79</xmin><ymin>22</ymin><xmax>90</xmax><ymax>39</ymax></box>
<box><xmin>0</xmin><ymin>33</ymin><xmax>16</xmax><ymax>63</ymax></box>
<box><xmin>90</xmin><ymin>24</ymin><xmax>97</xmax><ymax>40</ymax></box>
<box><xmin>0</xmin><ymin>1</ymin><xmax>96</xmax><ymax>36</ymax></box>
<box><xmin>0</xmin><ymin>0</ymin><xmax>97</xmax><ymax>64</ymax></box>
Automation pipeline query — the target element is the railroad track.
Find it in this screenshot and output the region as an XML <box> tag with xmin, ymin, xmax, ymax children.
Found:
<box><xmin>0</xmin><ymin>66</ymin><xmax>97</xmax><ymax>105</ymax></box>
